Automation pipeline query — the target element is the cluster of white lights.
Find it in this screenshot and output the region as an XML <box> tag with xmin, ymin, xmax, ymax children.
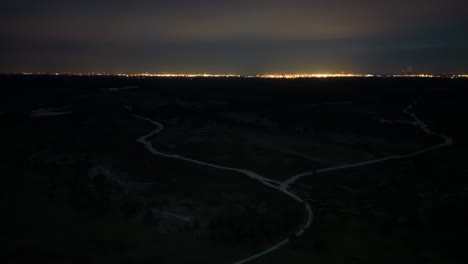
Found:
<box><xmin>392</xmin><ymin>74</ymin><xmax>440</xmax><ymax>78</ymax></box>
<box><xmin>116</xmin><ymin>73</ymin><xmax>241</xmax><ymax>78</ymax></box>
<box><xmin>255</xmin><ymin>73</ymin><xmax>374</xmax><ymax>79</ymax></box>
<box><xmin>16</xmin><ymin>72</ymin><xmax>468</xmax><ymax>78</ymax></box>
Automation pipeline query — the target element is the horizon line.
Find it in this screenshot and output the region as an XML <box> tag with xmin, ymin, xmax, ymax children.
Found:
<box><xmin>2</xmin><ymin>72</ymin><xmax>468</xmax><ymax>79</ymax></box>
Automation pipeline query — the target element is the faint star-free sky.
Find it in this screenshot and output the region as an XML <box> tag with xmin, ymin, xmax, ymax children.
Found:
<box><xmin>1</xmin><ymin>0</ymin><xmax>467</xmax><ymax>73</ymax></box>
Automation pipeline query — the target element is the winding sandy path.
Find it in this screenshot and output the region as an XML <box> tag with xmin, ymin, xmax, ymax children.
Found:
<box><xmin>131</xmin><ymin>103</ymin><xmax>452</xmax><ymax>264</ymax></box>
<box><xmin>132</xmin><ymin>114</ymin><xmax>312</xmax><ymax>264</ymax></box>
<box><xmin>31</xmin><ymin>107</ymin><xmax>73</xmax><ymax>117</ymax></box>
<box><xmin>281</xmin><ymin>104</ymin><xmax>453</xmax><ymax>190</ymax></box>
<box><xmin>108</xmin><ymin>86</ymin><xmax>139</xmax><ymax>92</ymax></box>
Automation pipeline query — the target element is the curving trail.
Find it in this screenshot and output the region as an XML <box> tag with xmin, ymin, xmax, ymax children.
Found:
<box><xmin>108</xmin><ymin>86</ymin><xmax>139</xmax><ymax>92</ymax></box>
<box><xmin>31</xmin><ymin>107</ymin><xmax>73</xmax><ymax>117</ymax></box>
<box><xmin>281</xmin><ymin>104</ymin><xmax>454</xmax><ymax>190</ymax></box>
<box><xmin>131</xmin><ymin>103</ymin><xmax>452</xmax><ymax>264</ymax></box>
<box><xmin>160</xmin><ymin>211</ymin><xmax>192</xmax><ymax>222</ymax></box>
<box><xmin>133</xmin><ymin>114</ymin><xmax>313</xmax><ymax>264</ymax></box>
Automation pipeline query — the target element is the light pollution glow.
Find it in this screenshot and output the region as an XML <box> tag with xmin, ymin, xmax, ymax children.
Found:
<box><xmin>17</xmin><ymin>72</ymin><xmax>468</xmax><ymax>79</ymax></box>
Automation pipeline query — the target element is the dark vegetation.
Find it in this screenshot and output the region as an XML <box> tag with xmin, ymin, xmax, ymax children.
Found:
<box><xmin>0</xmin><ymin>75</ymin><xmax>467</xmax><ymax>263</ymax></box>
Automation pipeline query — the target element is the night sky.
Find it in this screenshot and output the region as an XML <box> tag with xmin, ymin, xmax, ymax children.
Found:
<box><xmin>1</xmin><ymin>0</ymin><xmax>467</xmax><ymax>74</ymax></box>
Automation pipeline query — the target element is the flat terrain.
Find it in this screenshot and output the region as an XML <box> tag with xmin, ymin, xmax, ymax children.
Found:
<box><xmin>1</xmin><ymin>75</ymin><xmax>467</xmax><ymax>263</ymax></box>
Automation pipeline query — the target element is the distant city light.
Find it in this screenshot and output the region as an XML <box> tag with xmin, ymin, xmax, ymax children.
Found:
<box><xmin>255</xmin><ymin>73</ymin><xmax>375</xmax><ymax>79</ymax></box>
<box><xmin>14</xmin><ymin>72</ymin><xmax>468</xmax><ymax>78</ymax></box>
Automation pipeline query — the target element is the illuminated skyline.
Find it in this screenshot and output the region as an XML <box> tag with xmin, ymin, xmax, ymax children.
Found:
<box><xmin>1</xmin><ymin>1</ymin><xmax>467</xmax><ymax>73</ymax></box>
<box><xmin>11</xmin><ymin>72</ymin><xmax>468</xmax><ymax>79</ymax></box>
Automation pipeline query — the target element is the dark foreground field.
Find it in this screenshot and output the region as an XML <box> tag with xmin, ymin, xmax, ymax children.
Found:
<box><xmin>1</xmin><ymin>75</ymin><xmax>467</xmax><ymax>263</ymax></box>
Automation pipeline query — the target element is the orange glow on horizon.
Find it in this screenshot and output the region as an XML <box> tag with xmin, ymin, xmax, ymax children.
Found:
<box><xmin>15</xmin><ymin>72</ymin><xmax>468</xmax><ymax>78</ymax></box>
